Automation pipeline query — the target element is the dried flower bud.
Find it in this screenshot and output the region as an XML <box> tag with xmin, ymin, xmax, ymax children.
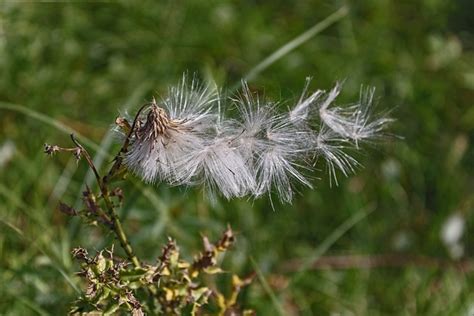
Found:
<box><xmin>216</xmin><ymin>225</ymin><xmax>235</xmax><ymax>251</ymax></box>
<box><xmin>110</xmin><ymin>187</ymin><xmax>124</xmax><ymax>204</ymax></box>
<box><xmin>73</xmin><ymin>147</ymin><xmax>82</xmax><ymax>161</ymax></box>
<box><xmin>82</xmin><ymin>186</ymin><xmax>100</xmax><ymax>214</ymax></box>
<box><xmin>72</xmin><ymin>247</ymin><xmax>89</xmax><ymax>262</ymax></box>
<box><xmin>58</xmin><ymin>201</ymin><xmax>77</xmax><ymax>216</ymax></box>
<box><xmin>115</xmin><ymin>116</ymin><xmax>132</xmax><ymax>134</ymax></box>
<box><xmin>44</xmin><ymin>143</ymin><xmax>59</xmax><ymax>155</ymax></box>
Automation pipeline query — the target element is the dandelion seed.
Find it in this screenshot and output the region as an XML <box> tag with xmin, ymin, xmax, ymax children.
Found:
<box><xmin>257</xmin><ymin>120</ymin><xmax>313</xmax><ymax>202</ymax></box>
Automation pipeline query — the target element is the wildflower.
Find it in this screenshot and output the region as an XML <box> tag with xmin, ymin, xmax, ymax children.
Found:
<box><xmin>121</xmin><ymin>76</ymin><xmax>390</xmax><ymax>203</ymax></box>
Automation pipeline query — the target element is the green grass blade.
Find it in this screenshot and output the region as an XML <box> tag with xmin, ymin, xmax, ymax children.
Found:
<box><xmin>250</xmin><ymin>256</ymin><xmax>286</xmax><ymax>316</ymax></box>
<box><xmin>290</xmin><ymin>206</ymin><xmax>375</xmax><ymax>285</ymax></box>
<box><xmin>73</xmin><ymin>83</ymin><xmax>151</xmax><ymax>208</ymax></box>
<box><xmin>17</xmin><ymin>296</ymin><xmax>51</xmax><ymax>316</ymax></box>
<box><xmin>0</xmin><ymin>218</ymin><xmax>81</xmax><ymax>294</ymax></box>
<box><xmin>242</xmin><ymin>5</ymin><xmax>349</xmax><ymax>84</ymax></box>
<box><xmin>82</xmin><ymin>82</ymin><xmax>151</xmax><ymax>187</ymax></box>
<box><xmin>0</xmin><ymin>101</ymin><xmax>102</xmax><ymax>154</ymax></box>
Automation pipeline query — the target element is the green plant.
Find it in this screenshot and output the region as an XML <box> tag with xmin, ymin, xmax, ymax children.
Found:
<box><xmin>45</xmin><ymin>132</ymin><xmax>254</xmax><ymax>314</ymax></box>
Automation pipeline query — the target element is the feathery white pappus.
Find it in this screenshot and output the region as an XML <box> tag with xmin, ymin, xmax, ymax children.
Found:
<box><xmin>120</xmin><ymin>75</ymin><xmax>391</xmax><ymax>203</ymax></box>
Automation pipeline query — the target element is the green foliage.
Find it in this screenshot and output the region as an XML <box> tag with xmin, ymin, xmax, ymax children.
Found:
<box><xmin>69</xmin><ymin>227</ymin><xmax>252</xmax><ymax>315</ymax></box>
<box><xmin>0</xmin><ymin>1</ymin><xmax>473</xmax><ymax>315</ymax></box>
<box><xmin>42</xmin><ymin>123</ymin><xmax>253</xmax><ymax>313</ymax></box>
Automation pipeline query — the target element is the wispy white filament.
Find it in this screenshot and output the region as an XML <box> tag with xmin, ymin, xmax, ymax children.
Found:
<box><xmin>121</xmin><ymin>75</ymin><xmax>391</xmax><ymax>203</ymax></box>
<box><xmin>179</xmin><ymin>138</ymin><xmax>256</xmax><ymax>199</ymax></box>
<box><xmin>290</xmin><ymin>77</ymin><xmax>324</xmax><ymax>124</ymax></box>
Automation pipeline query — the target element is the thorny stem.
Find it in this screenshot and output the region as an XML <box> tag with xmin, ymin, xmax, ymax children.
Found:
<box><xmin>99</xmin><ymin>103</ymin><xmax>162</xmax><ymax>299</ymax></box>
<box><xmin>70</xmin><ymin>135</ymin><xmax>102</xmax><ymax>188</ymax></box>
<box><xmin>101</xmin><ymin>103</ymin><xmax>162</xmax><ymax>298</ymax></box>
<box><xmin>53</xmin><ymin>104</ymin><xmax>160</xmax><ymax>298</ymax></box>
<box><xmin>97</xmin><ymin>103</ymin><xmax>151</xmax><ymax>266</ymax></box>
<box><xmin>70</xmin><ymin>134</ymin><xmax>141</xmax><ymax>268</ymax></box>
<box><xmin>70</xmin><ymin>102</ymin><xmax>150</xmax><ymax>268</ymax></box>
<box><xmin>100</xmin><ymin>103</ymin><xmax>154</xmax><ymax>265</ymax></box>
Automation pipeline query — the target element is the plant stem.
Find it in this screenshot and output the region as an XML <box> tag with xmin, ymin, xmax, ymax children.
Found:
<box><xmin>70</xmin><ymin>134</ymin><xmax>141</xmax><ymax>268</ymax></box>
<box><xmin>103</xmin><ymin>102</ymin><xmax>150</xmax><ymax>185</ymax></box>
<box><xmin>102</xmin><ymin>189</ymin><xmax>141</xmax><ymax>268</ymax></box>
<box><xmin>70</xmin><ymin>128</ymin><xmax>162</xmax><ymax>301</ymax></box>
<box><xmin>97</xmin><ymin>104</ymin><xmax>151</xmax><ymax>267</ymax></box>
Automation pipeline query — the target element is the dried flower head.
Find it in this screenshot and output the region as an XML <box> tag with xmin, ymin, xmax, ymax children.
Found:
<box><xmin>124</xmin><ymin>77</ymin><xmax>218</xmax><ymax>184</ymax></box>
<box><xmin>119</xmin><ymin>75</ymin><xmax>391</xmax><ymax>203</ymax></box>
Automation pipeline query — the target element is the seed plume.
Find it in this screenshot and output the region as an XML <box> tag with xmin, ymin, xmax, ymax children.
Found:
<box><xmin>119</xmin><ymin>75</ymin><xmax>391</xmax><ymax>202</ymax></box>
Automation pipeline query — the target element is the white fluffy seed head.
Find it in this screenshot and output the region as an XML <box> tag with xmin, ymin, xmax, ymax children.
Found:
<box><xmin>314</xmin><ymin>125</ymin><xmax>360</xmax><ymax>186</ymax></box>
<box><xmin>178</xmin><ymin>138</ymin><xmax>256</xmax><ymax>199</ymax></box>
<box><xmin>120</xmin><ymin>76</ymin><xmax>391</xmax><ymax>203</ymax></box>
<box><xmin>346</xmin><ymin>87</ymin><xmax>394</xmax><ymax>147</ymax></box>
<box><xmin>124</xmin><ymin>102</ymin><xmax>206</xmax><ymax>183</ymax></box>
<box><xmin>290</xmin><ymin>77</ymin><xmax>324</xmax><ymax>124</ymax></box>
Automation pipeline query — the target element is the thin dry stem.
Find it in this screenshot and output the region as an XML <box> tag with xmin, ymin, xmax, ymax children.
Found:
<box><xmin>103</xmin><ymin>102</ymin><xmax>152</xmax><ymax>185</ymax></box>
<box><xmin>70</xmin><ymin>134</ymin><xmax>141</xmax><ymax>268</ymax></box>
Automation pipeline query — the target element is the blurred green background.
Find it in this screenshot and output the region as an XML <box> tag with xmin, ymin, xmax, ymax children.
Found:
<box><xmin>0</xmin><ymin>1</ymin><xmax>473</xmax><ymax>315</ymax></box>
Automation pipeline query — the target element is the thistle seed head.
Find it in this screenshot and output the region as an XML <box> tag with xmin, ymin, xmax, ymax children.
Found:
<box><xmin>119</xmin><ymin>75</ymin><xmax>391</xmax><ymax>203</ymax></box>
<box><xmin>136</xmin><ymin>102</ymin><xmax>175</xmax><ymax>142</ymax></box>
